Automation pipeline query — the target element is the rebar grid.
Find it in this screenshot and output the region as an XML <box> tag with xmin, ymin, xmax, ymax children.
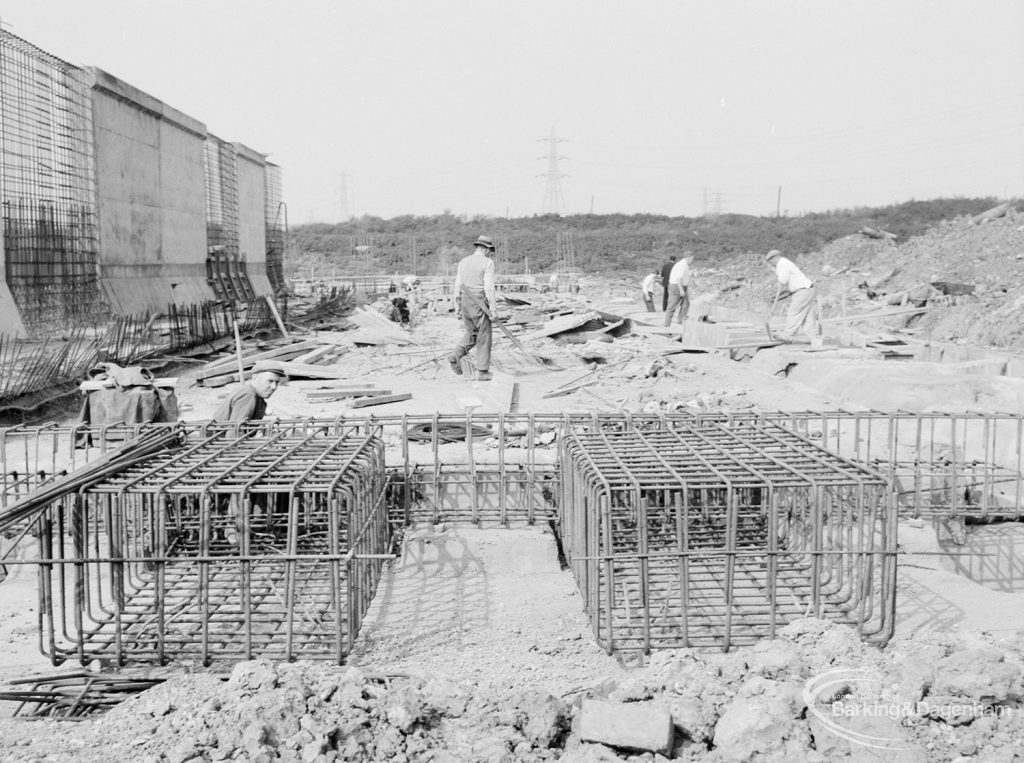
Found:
<box><xmin>204</xmin><ymin>136</ymin><xmax>254</xmax><ymax>303</ymax></box>
<box><xmin>6</xmin><ymin>412</ymin><xmax>1024</xmax><ymax>521</ymax></box>
<box><xmin>0</xmin><ymin>30</ymin><xmax>103</xmax><ymax>335</ymax></box>
<box><xmin>559</xmin><ymin>421</ymin><xmax>896</xmax><ymax>653</ymax></box>
<box><xmin>30</xmin><ymin>426</ymin><xmax>389</xmax><ymax>666</ymax></box>
<box><xmin>264</xmin><ymin>163</ymin><xmax>285</xmax><ymax>294</ymax></box>
<box><xmin>755</xmin><ymin>411</ymin><xmax>1024</xmax><ymax>520</ymax></box>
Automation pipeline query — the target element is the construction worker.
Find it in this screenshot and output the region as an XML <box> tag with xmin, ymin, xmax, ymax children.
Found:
<box><xmin>663</xmin><ymin>253</ymin><xmax>693</xmax><ymax>326</ymax></box>
<box><xmin>640</xmin><ymin>271</ymin><xmax>658</xmax><ymax>312</ymax></box>
<box><xmin>659</xmin><ymin>255</ymin><xmax>676</xmax><ymax>310</ymax></box>
<box><xmin>211</xmin><ymin>362</ymin><xmax>287</xmax><ymax>422</ymax></box>
<box><xmin>449</xmin><ymin>235</ymin><xmax>497</xmax><ymax>381</ymax></box>
<box><xmin>764</xmin><ymin>250</ymin><xmax>821</xmax><ymax>344</ymax></box>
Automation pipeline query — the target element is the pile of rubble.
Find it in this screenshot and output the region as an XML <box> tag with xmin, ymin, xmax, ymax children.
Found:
<box><xmin>4</xmin><ymin>619</ymin><xmax>1018</xmax><ymax>762</ymax></box>
<box><xmin>703</xmin><ymin>205</ymin><xmax>1024</xmax><ymax>352</ymax></box>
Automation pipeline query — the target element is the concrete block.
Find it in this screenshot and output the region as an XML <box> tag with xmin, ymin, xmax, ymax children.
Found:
<box><xmin>578</xmin><ymin>699</ymin><xmax>673</xmax><ymax>755</ymax></box>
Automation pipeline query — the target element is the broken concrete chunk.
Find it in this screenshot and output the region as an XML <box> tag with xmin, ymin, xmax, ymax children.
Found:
<box><xmin>711</xmin><ymin>677</ymin><xmax>805</xmax><ymax>759</ymax></box>
<box><xmin>578</xmin><ymin>698</ymin><xmax>673</xmax><ymax>755</ymax></box>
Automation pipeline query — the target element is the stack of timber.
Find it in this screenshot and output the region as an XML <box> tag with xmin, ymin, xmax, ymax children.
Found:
<box><xmin>195</xmin><ymin>338</ymin><xmax>350</xmax><ymax>387</ymax></box>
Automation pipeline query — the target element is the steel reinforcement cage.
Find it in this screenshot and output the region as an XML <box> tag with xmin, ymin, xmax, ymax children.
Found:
<box><xmin>4</xmin><ymin>411</ymin><xmax>1023</xmax><ymax>662</ymax></box>
<box><xmin>17</xmin><ymin>422</ymin><xmax>389</xmax><ymax>666</ymax></box>
<box><xmin>4</xmin><ymin>411</ymin><xmax>1022</xmax><ymax>526</ymax></box>
<box><xmin>559</xmin><ymin>419</ymin><xmax>896</xmax><ymax>653</ymax></box>
<box><xmin>766</xmin><ymin>410</ymin><xmax>1024</xmax><ymax>521</ymax></box>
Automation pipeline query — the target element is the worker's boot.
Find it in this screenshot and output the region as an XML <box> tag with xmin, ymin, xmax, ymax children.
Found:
<box><xmin>477</xmin><ymin>370</ymin><xmax>493</xmax><ymax>381</ymax></box>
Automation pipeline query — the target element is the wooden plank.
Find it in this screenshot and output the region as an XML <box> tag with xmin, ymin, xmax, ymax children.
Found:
<box><xmin>509</xmin><ymin>382</ymin><xmax>520</xmax><ymax>413</ymax></box>
<box><xmin>521</xmin><ymin>311</ymin><xmax>602</xmax><ymax>341</ymax></box>
<box><xmin>264</xmin><ymin>294</ymin><xmax>290</xmax><ymax>338</ymax></box>
<box><xmin>195</xmin><ymin>339</ymin><xmax>321</xmax><ymax>380</ymax></box>
<box><xmin>306</xmin><ymin>388</ymin><xmax>388</xmax><ymax>399</ymax></box>
<box><xmin>349</xmin><ymin>392</ymin><xmax>412</xmax><ymax>408</ymax></box>
<box><xmin>822</xmin><ymin>307</ymin><xmax>930</xmax><ymax>324</ymax></box>
<box><xmin>543</xmin><ymin>382</ymin><xmax>595</xmax><ymax>399</ymax></box>
<box><xmin>275</xmin><ymin>362</ymin><xmax>346</xmax><ymax>380</ymax></box>
<box><xmin>291</xmin><ymin>344</ymin><xmax>346</xmax><ymax>365</ymax></box>
<box><xmin>203</xmin><ymin>373</ymin><xmax>238</xmax><ymax>388</ymax></box>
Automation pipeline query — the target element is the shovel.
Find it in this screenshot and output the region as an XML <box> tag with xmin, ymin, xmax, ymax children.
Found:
<box><xmin>766</xmin><ymin>289</ymin><xmax>792</xmax><ymax>342</ymax></box>
<box><xmin>460</xmin><ymin>290</ymin><xmax>559</xmax><ymax>369</ymax></box>
<box><xmin>765</xmin><ymin>293</ymin><xmax>779</xmax><ymax>341</ymax></box>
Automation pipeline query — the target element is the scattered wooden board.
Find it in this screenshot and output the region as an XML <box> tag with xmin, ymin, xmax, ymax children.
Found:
<box><xmin>291</xmin><ymin>344</ymin><xmax>347</xmax><ymax>365</ymax></box>
<box><xmin>276</xmin><ymin>362</ymin><xmax>347</xmax><ymax>380</ymax></box>
<box><xmin>349</xmin><ymin>392</ymin><xmax>412</xmax><ymax>408</ymax></box>
<box><xmin>521</xmin><ymin>311</ymin><xmax>602</xmax><ymax>341</ymax></box>
<box><xmin>196</xmin><ymin>339</ymin><xmax>321</xmax><ymax>381</ymax></box>
<box><xmin>306</xmin><ymin>388</ymin><xmax>388</xmax><ymax>399</ymax></box>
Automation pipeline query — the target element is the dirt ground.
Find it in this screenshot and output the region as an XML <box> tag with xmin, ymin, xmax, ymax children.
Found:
<box><xmin>2</xmin><ymin>277</ymin><xmax>1024</xmax><ymax>761</ymax></box>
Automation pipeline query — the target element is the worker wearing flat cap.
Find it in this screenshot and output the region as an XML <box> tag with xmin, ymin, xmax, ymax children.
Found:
<box><xmin>764</xmin><ymin>250</ymin><xmax>822</xmax><ymax>345</ymax></box>
<box><xmin>449</xmin><ymin>235</ymin><xmax>498</xmax><ymax>381</ymax></box>
<box><xmin>212</xmin><ymin>361</ymin><xmax>288</xmax><ymax>422</ymax></box>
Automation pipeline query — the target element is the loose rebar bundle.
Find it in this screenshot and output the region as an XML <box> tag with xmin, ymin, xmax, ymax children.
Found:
<box><xmin>558</xmin><ymin>420</ymin><xmax>897</xmax><ymax>653</ymax></box>
<box><xmin>0</xmin><ymin>672</ymin><xmax>166</xmax><ymax>719</ymax></box>
<box><xmin>27</xmin><ymin>425</ymin><xmax>389</xmax><ymax>666</ymax></box>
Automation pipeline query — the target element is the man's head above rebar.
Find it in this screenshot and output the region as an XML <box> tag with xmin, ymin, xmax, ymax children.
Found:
<box><xmin>473</xmin><ymin>235</ymin><xmax>496</xmax><ymax>255</ymax></box>
<box><xmin>250</xmin><ymin>362</ymin><xmax>287</xmax><ymax>398</ymax></box>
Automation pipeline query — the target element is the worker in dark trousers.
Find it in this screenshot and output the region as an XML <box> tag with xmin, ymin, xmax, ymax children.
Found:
<box><xmin>449</xmin><ymin>235</ymin><xmax>497</xmax><ymax>381</ymax></box>
<box><xmin>659</xmin><ymin>255</ymin><xmax>677</xmax><ymax>311</ymax></box>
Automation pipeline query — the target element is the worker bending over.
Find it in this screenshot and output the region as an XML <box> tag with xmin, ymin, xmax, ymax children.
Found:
<box><xmin>765</xmin><ymin>250</ymin><xmax>821</xmax><ymax>345</ymax></box>
<box><xmin>663</xmin><ymin>253</ymin><xmax>693</xmax><ymax>326</ymax></box>
<box><xmin>640</xmin><ymin>271</ymin><xmax>658</xmax><ymax>312</ymax></box>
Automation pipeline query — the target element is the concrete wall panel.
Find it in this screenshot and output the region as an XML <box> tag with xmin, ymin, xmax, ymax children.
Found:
<box><xmin>88</xmin><ymin>68</ymin><xmax>275</xmax><ymax>314</ymax></box>
<box><xmin>91</xmin><ymin>67</ymin><xmax>215</xmax><ymax>311</ymax></box>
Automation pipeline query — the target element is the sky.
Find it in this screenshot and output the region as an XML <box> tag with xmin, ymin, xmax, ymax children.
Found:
<box><xmin>3</xmin><ymin>0</ymin><xmax>1023</xmax><ymax>222</ymax></box>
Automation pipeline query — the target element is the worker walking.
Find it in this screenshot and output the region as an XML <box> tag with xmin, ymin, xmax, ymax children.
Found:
<box><xmin>764</xmin><ymin>250</ymin><xmax>821</xmax><ymax>344</ymax></box>
<box><xmin>640</xmin><ymin>271</ymin><xmax>658</xmax><ymax>312</ymax></box>
<box><xmin>449</xmin><ymin>235</ymin><xmax>497</xmax><ymax>381</ymax></box>
<box><xmin>663</xmin><ymin>253</ymin><xmax>693</xmax><ymax>326</ymax></box>
<box><xmin>211</xmin><ymin>362</ymin><xmax>287</xmax><ymax>422</ymax></box>
<box><xmin>659</xmin><ymin>256</ymin><xmax>676</xmax><ymax>311</ymax></box>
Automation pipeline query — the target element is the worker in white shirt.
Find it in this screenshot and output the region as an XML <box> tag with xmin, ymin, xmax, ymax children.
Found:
<box><xmin>449</xmin><ymin>235</ymin><xmax>498</xmax><ymax>381</ymax></box>
<box><xmin>640</xmin><ymin>272</ymin><xmax>658</xmax><ymax>312</ymax></box>
<box><xmin>764</xmin><ymin>250</ymin><xmax>821</xmax><ymax>344</ymax></box>
<box><xmin>663</xmin><ymin>253</ymin><xmax>693</xmax><ymax>326</ymax></box>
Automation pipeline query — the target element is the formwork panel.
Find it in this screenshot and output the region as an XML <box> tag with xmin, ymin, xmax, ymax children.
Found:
<box><xmin>28</xmin><ymin>427</ymin><xmax>389</xmax><ymax>667</ymax></box>
<box><xmin>559</xmin><ymin>421</ymin><xmax>896</xmax><ymax>654</ymax></box>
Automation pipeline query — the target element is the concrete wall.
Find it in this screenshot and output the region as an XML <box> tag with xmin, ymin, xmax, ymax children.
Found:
<box><xmin>234</xmin><ymin>143</ymin><xmax>272</xmax><ymax>296</ymax></box>
<box><xmin>90</xmin><ymin>68</ymin><xmax>214</xmax><ymax>313</ymax></box>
